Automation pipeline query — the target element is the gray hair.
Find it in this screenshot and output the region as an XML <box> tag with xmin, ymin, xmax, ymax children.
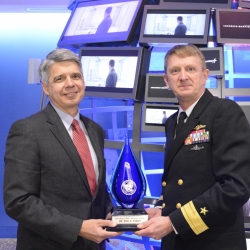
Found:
<box><xmin>39</xmin><ymin>48</ymin><xmax>82</xmax><ymax>85</ymax></box>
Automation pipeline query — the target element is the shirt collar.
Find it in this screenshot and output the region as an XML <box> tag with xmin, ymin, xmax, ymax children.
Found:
<box><xmin>178</xmin><ymin>91</ymin><xmax>205</xmax><ymax>118</ymax></box>
<box><xmin>50</xmin><ymin>102</ymin><xmax>80</xmax><ymax>131</ymax></box>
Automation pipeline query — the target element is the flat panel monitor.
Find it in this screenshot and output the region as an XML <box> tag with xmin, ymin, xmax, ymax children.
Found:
<box><xmin>57</xmin><ymin>0</ymin><xmax>146</xmax><ymax>48</ymax></box>
<box><xmin>144</xmin><ymin>73</ymin><xmax>178</xmax><ymax>103</ymax></box>
<box><xmin>200</xmin><ymin>47</ymin><xmax>224</xmax><ymax>75</ymax></box>
<box><xmin>142</xmin><ymin>104</ymin><xmax>179</xmax><ymax>132</ymax></box>
<box><xmin>148</xmin><ymin>46</ymin><xmax>171</xmax><ymax>73</ymax></box>
<box><xmin>215</xmin><ymin>9</ymin><xmax>250</xmax><ymax>44</ymax></box>
<box><xmin>139</xmin><ymin>6</ymin><xmax>211</xmax><ymax>46</ymax></box>
<box><xmin>79</xmin><ymin>47</ymin><xmax>151</xmax><ymax>101</ymax></box>
<box><xmin>148</xmin><ymin>47</ymin><xmax>224</xmax><ymax>76</ymax></box>
<box><xmin>238</xmin><ymin>0</ymin><xmax>250</xmax><ymax>9</ymax></box>
<box><xmin>159</xmin><ymin>0</ymin><xmax>232</xmax><ymax>9</ymax></box>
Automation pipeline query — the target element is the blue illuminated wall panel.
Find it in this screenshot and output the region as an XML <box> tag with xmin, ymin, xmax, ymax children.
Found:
<box><xmin>229</xmin><ymin>78</ymin><xmax>250</xmax><ymax>88</ymax></box>
<box><xmin>0</xmin><ymin>12</ymin><xmax>70</xmax><ymax>238</ymax></box>
<box><xmin>233</xmin><ymin>47</ymin><xmax>250</xmax><ymax>74</ymax></box>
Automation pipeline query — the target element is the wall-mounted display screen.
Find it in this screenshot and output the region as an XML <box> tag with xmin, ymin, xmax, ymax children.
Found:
<box><xmin>144</xmin><ymin>74</ymin><xmax>178</xmax><ymax>103</ymax></box>
<box><xmin>139</xmin><ymin>6</ymin><xmax>211</xmax><ymax>46</ymax></box>
<box><xmin>57</xmin><ymin>0</ymin><xmax>146</xmax><ymax>48</ymax></box>
<box><xmin>238</xmin><ymin>0</ymin><xmax>250</xmax><ymax>9</ymax></box>
<box><xmin>142</xmin><ymin>104</ymin><xmax>179</xmax><ymax>132</ymax></box>
<box><xmin>216</xmin><ymin>9</ymin><xmax>250</xmax><ymax>44</ymax></box>
<box><xmin>79</xmin><ymin>47</ymin><xmax>151</xmax><ymax>101</ymax></box>
<box><xmin>148</xmin><ymin>46</ymin><xmax>224</xmax><ymax>76</ymax></box>
<box><xmin>159</xmin><ymin>0</ymin><xmax>231</xmax><ymax>9</ymax></box>
<box><xmin>200</xmin><ymin>47</ymin><xmax>224</xmax><ymax>75</ymax></box>
<box><xmin>148</xmin><ymin>46</ymin><xmax>173</xmax><ymax>73</ymax></box>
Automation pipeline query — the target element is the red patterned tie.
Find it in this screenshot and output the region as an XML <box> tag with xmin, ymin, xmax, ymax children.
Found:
<box><xmin>71</xmin><ymin>119</ymin><xmax>96</xmax><ymax>196</ymax></box>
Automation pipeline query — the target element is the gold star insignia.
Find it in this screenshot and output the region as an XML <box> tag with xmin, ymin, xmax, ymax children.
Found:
<box><xmin>200</xmin><ymin>207</ymin><xmax>208</xmax><ymax>215</ymax></box>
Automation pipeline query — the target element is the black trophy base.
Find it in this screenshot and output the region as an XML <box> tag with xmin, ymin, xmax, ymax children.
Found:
<box><xmin>106</xmin><ymin>208</ymin><xmax>148</xmax><ymax>232</ymax></box>
<box><xmin>106</xmin><ymin>224</ymin><xmax>139</xmax><ymax>232</ymax></box>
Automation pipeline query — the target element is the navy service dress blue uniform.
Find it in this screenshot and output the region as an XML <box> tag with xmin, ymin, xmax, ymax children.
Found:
<box><xmin>156</xmin><ymin>89</ymin><xmax>250</xmax><ymax>250</ymax></box>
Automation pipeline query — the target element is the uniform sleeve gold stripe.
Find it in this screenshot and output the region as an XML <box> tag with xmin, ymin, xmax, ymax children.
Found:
<box><xmin>180</xmin><ymin>201</ymin><xmax>209</xmax><ymax>235</ymax></box>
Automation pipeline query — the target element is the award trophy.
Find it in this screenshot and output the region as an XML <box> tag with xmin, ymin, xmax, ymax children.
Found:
<box><xmin>107</xmin><ymin>135</ymin><xmax>147</xmax><ymax>231</ymax></box>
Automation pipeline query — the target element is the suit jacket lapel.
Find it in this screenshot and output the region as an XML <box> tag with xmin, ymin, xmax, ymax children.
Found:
<box><xmin>43</xmin><ymin>104</ymin><xmax>91</xmax><ymax>194</ymax></box>
<box><xmin>163</xmin><ymin>89</ymin><xmax>214</xmax><ymax>179</ymax></box>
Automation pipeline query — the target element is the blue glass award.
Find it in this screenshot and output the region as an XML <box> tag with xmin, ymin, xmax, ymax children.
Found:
<box><xmin>108</xmin><ymin>135</ymin><xmax>148</xmax><ymax>231</ymax></box>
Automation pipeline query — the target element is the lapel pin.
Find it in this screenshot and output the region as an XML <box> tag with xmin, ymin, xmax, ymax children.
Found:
<box><xmin>194</xmin><ymin>125</ymin><xmax>206</xmax><ymax>130</ymax></box>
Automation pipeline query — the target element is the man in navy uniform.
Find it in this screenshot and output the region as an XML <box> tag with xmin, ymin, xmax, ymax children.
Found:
<box><xmin>135</xmin><ymin>44</ymin><xmax>250</xmax><ymax>250</ymax></box>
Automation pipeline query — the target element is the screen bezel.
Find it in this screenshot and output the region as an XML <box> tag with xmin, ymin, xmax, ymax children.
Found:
<box><xmin>139</xmin><ymin>5</ymin><xmax>211</xmax><ymax>46</ymax></box>
<box><xmin>158</xmin><ymin>1</ymin><xmax>232</xmax><ymax>9</ymax></box>
<box><xmin>142</xmin><ymin>103</ymin><xmax>179</xmax><ymax>132</ymax></box>
<box><xmin>57</xmin><ymin>0</ymin><xmax>145</xmax><ymax>48</ymax></box>
<box><xmin>79</xmin><ymin>46</ymin><xmax>150</xmax><ymax>101</ymax></box>
<box><xmin>215</xmin><ymin>8</ymin><xmax>250</xmax><ymax>44</ymax></box>
<box><xmin>144</xmin><ymin>73</ymin><xmax>178</xmax><ymax>103</ymax></box>
<box><xmin>200</xmin><ymin>47</ymin><xmax>224</xmax><ymax>76</ymax></box>
<box><xmin>238</xmin><ymin>0</ymin><xmax>250</xmax><ymax>9</ymax></box>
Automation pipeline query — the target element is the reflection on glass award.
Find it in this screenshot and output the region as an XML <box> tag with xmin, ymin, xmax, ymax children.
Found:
<box><xmin>108</xmin><ymin>135</ymin><xmax>148</xmax><ymax>231</ymax></box>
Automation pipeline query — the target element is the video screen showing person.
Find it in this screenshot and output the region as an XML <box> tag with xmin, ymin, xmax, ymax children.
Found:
<box><xmin>143</xmin><ymin>12</ymin><xmax>206</xmax><ymax>37</ymax></box>
<box><xmin>145</xmin><ymin>107</ymin><xmax>178</xmax><ymax>125</ymax></box>
<box><xmin>81</xmin><ymin>55</ymin><xmax>138</xmax><ymax>88</ymax></box>
<box><xmin>64</xmin><ymin>0</ymin><xmax>140</xmax><ymax>36</ymax></box>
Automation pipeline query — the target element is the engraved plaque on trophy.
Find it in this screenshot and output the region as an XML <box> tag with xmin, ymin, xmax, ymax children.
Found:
<box><xmin>107</xmin><ymin>135</ymin><xmax>147</xmax><ymax>231</ymax></box>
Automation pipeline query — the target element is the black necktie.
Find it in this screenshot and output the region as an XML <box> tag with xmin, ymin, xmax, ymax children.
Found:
<box><xmin>176</xmin><ymin>112</ymin><xmax>187</xmax><ymax>136</ymax></box>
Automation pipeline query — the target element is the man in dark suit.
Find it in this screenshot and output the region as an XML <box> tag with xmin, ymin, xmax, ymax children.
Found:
<box><xmin>135</xmin><ymin>44</ymin><xmax>250</xmax><ymax>250</ymax></box>
<box><xmin>105</xmin><ymin>59</ymin><xmax>117</xmax><ymax>87</ymax></box>
<box><xmin>95</xmin><ymin>7</ymin><xmax>112</xmax><ymax>35</ymax></box>
<box><xmin>4</xmin><ymin>48</ymin><xmax>122</xmax><ymax>250</ymax></box>
<box><xmin>174</xmin><ymin>16</ymin><xmax>187</xmax><ymax>36</ymax></box>
<box><xmin>162</xmin><ymin>111</ymin><xmax>167</xmax><ymax>124</ymax></box>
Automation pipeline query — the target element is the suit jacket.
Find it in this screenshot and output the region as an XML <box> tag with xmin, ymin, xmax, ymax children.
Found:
<box><xmin>158</xmin><ymin>89</ymin><xmax>250</xmax><ymax>250</ymax></box>
<box><xmin>4</xmin><ymin>103</ymin><xmax>112</xmax><ymax>250</ymax></box>
<box><xmin>174</xmin><ymin>22</ymin><xmax>187</xmax><ymax>36</ymax></box>
<box><xmin>95</xmin><ymin>15</ymin><xmax>112</xmax><ymax>34</ymax></box>
<box><xmin>105</xmin><ymin>69</ymin><xmax>117</xmax><ymax>88</ymax></box>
